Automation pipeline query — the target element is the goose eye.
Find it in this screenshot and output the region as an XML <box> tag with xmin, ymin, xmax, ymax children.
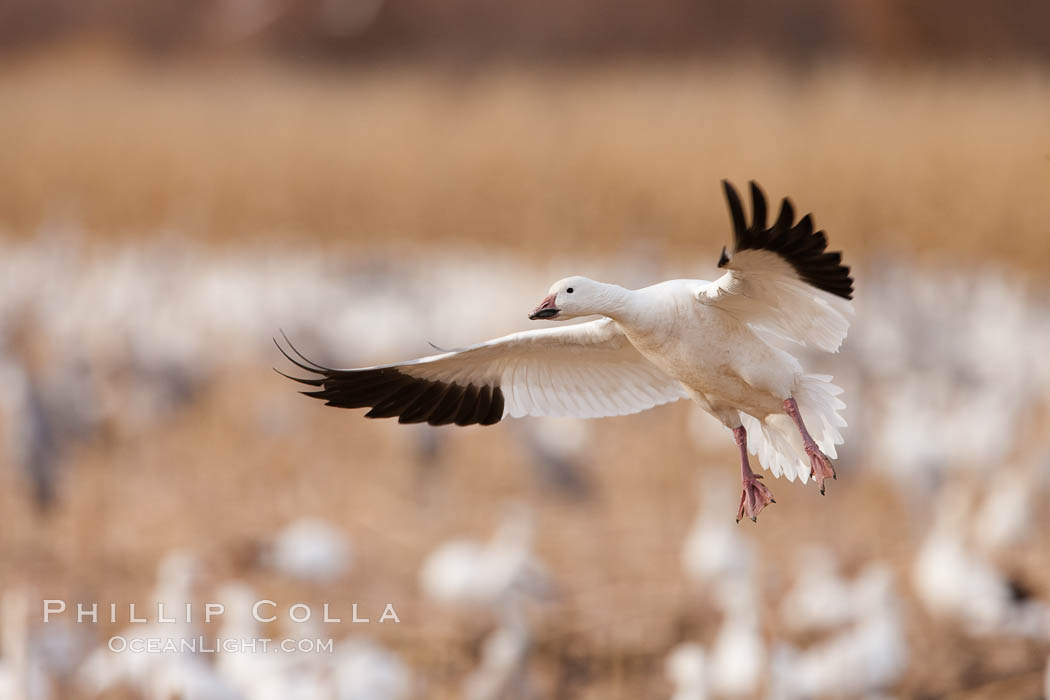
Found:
<box><xmin>566</xmin><ymin>287</ymin><xmax>574</xmax><ymax>293</ymax></box>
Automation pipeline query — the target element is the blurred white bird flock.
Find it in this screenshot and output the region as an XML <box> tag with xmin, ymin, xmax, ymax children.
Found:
<box><xmin>420</xmin><ymin>508</ymin><xmax>545</xmax><ymax>700</ymax></box>
<box><xmin>68</xmin><ymin>532</ymin><xmax>411</xmax><ymax>700</ymax></box>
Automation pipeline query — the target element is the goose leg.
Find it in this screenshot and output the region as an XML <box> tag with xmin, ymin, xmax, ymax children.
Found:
<box><xmin>734</xmin><ymin>425</ymin><xmax>774</xmax><ymax>523</ymax></box>
<box><xmin>783</xmin><ymin>397</ymin><xmax>836</xmax><ymax>494</ymax></box>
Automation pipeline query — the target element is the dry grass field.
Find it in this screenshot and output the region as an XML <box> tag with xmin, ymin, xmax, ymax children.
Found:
<box><xmin>2</xmin><ymin>51</ymin><xmax>1050</xmax><ymax>266</ymax></box>
<box><xmin>1</xmin><ymin>52</ymin><xmax>1050</xmax><ymax>699</ymax></box>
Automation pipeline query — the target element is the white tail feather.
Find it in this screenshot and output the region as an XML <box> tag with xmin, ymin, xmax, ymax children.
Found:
<box><xmin>740</xmin><ymin>374</ymin><xmax>847</xmax><ymax>484</ymax></box>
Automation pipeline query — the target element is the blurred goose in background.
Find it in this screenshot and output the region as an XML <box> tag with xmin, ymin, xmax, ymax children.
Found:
<box><xmin>264</xmin><ymin>517</ymin><xmax>353</xmax><ymax>583</ymax></box>
<box><xmin>668</xmin><ymin>577</ymin><xmax>765</xmax><ymax>698</ymax></box>
<box><xmin>1</xmin><ymin>360</ymin><xmax>64</xmax><ymax>512</ymax></box>
<box><xmin>912</xmin><ymin>486</ymin><xmax>1015</xmax><ymax>632</ymax></box>
<box><xmin>709</xmin><ymin>582</ymin><xmax>765</xmax><ymax>698</ymax></box>
<box><xmin>779</xmin><ymin>548</ymin><xmax>868</xmax><ymax>633</ymax></box>
<box><xmin>25</xmin><ymin>613</ymin><xmax>90</xmax><ymax>695</ymax></box>
<box><xmin>665</xmin><ymin>642</ymin><xmax>708</xmax><ymax>700</ymax></box>
<box><xmin>511</xmin><ymin>417</ymin><xmax>594</xmax><ymax>499</ymax></box>
<box><xmin>77</xmin><ymin>551</ymin><xmax>239</xmax><ymax>700</ymax></box>
<box><xmin>461</xmin><ymin>616</ymin><xmax>531</xmax><ymax>700</ymax></box>
<box><xmin>972</xmin><ymin>470</ymin><xmax>1034</xmax><ymax>553</ymax></box>
<box><xmin>279</xmin><ymin>181</ymin><xmax>853</xmax><ymax>522</ymax></box>
<box><xmin>332</xmin><ymin>639</ymin><xmax>412</xmax><ymax>700</ymax></box>
<box><xmin>1045</xmin><ymin>654</ymin><xmax>1050</xmax><ymax>700</ymax></box>
<box><xmin>678</xmin><ymin>488</ymin><xmax>765</xmax><ymax>699</ymax></box>
<box><xmin>0</xmin><ymin>319</ymin><xmax>104</xmax><ymax>512</ymax></box>
<box><xmin>0</xmin><ymin>587</ymin><xmax>52</xmax><ymax>700</ymax></box>
<box><xmin>409</xmin><ymin>418</ymin><xmax>594</xmax><ymax>503</ymax></box>
<box><xmin>420</xmin><ymin>507</ymin><xmax>549</xmax><ymax>618</ymax></box>
<box><xmin>213</xmin><ymin>582</ymin><xmax>275</xmax><ymax>698</ymax></box>
<box><xmin>771</xmin><ymin>565</ymin><xmax>906</xmax><ymax>699</ymax></box>
<box><xmin>422</xmin><ymin>510</ymin><xmax>543</xmax><ymax>700</ymax></box>
<box><xmin>912</xmin><ymin>485</ymin><xmax>1050</xmax><ymax>638</ymax></box>
<box><xmin>681</xmin><ymin>486</ymin><xmax>756</xmax><ymax>600</ymax></box>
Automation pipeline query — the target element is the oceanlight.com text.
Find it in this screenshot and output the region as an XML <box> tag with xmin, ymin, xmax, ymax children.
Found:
<box><xmin>107</xmin><ymin>636</ymin><xmax>336</xmax><ymax>654</ymax></box>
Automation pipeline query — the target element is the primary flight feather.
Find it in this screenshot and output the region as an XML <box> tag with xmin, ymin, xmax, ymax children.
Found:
<box><xmin>277</xmin><ymin>180</ymin><xmax>854</xmax><ymax>521</ymax></box>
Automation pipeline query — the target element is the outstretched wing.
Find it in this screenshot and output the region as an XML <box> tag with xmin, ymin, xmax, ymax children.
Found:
<box><xmin>276</xmin><ymin>319</ymin><xmax>688</xmax><ymax>426</ymax></box>
<box><xmin>698</xmin><ymin>180</ymin><xmax>854</xmax><ymax>352</ymax></box>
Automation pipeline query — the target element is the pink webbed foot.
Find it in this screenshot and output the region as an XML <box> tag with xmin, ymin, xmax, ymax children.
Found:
<box><xmin>736</xmin><ymin>474</ymin><xmax>775</xmax><ymax>523</ymax></box>
<box><xmin>783</xmin><ymin>397</ymin><xmax>838</xmax><ymax>496</ymax></box>
<box><xmin>806</xmin><ymin>446</ymin><xmax>837</xmax><ymax>495</ymax></box>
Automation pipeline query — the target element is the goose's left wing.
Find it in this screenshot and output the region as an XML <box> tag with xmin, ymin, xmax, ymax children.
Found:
<box><xmin>276</xmin><ymin>318</ymin><xmax>687</xmax><ymax>426</ymax></box>
<box><xmin>697</xmin><ymin>180</ymin><xmax>854</xmax><ymax>352</ymax></box>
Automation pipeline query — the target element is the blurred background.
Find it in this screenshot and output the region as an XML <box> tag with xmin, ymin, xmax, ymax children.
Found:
<box><xmin>1</xmin><ymin>1</ymin><xmax>1050</xmax><ymax>698</ymax></box>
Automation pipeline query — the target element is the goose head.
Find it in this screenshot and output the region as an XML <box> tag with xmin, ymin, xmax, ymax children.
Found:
<box><xmin>529</xmin><ymin>276</ymin><xmax>609</xmax><ymax>321</ymax></box>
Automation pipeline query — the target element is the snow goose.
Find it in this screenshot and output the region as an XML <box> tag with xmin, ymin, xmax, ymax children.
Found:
<box><xmin>215</xmin><ymin>583</ymin><xmax>335</xmax><ymax>700</ymax></box>
<box><xmin>665</xmin><ymin>642</ymin><xmax>709</xmax><ymax>700</ymax></box>
<box><xmin>511</xmin><ymin>417</ymin><xmax>594</xmax><ymax>498</ymax></box>
<box><xmin>265</xmin><ymin>517</ymin><xmax>353</xmax><ymax>583</ymax></box>
<box><xmin>771</xmin><ymin>565</ymin><xmax>906</xmax><ymax>699</ymax></box>
<box><xmin>708</xmin><ymin>581</ymin><xmax>765</xmax><ymax>697</ymax></box>
<box><xmin>278</xmin><ymin>181</ymin><xmax>854</xmax><ymax>521</ymax></box>
<box><xmin>77</xmin><ymin>551</ymin><xmax>240</xmax><ymax>700</ymax></box>
<box><xmin>419</xmin><ymin>507</ymin><xmax>549</xmax><ymax>618</ymax></box>
<box><xmin>332</xmin><ymin>638</ymin><xmax>412</xmax><ymax>700</ymax></box>
<box><xmin>1045</xmin><ymin>653</ymin><xmax>1050</xmax><ymax>700</ymax></box>
<box><xmin>681</xmin><ymin>486</ymin><xmax>756</xmax><ymax>606</ymax></box>
<box><xmin>461</xmin><ymin>618</ymin><xmax>531</xmax><ymax>700</ymax></box>
<box><xmin>912</xmin><ymin>484</ymin><xmax>1050</xmax><ymax>639</ymax></box>
<box><xmin>779</xmin><ymin>548</ymin><xmax>864</xmax><ymax>633</ymax></box>
<box><xmin>1</xmin><ymin>587</ymin><xmax>53</xmax><ymax>700</ymax></box>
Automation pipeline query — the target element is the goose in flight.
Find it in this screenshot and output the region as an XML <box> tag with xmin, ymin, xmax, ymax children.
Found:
<box><xmin>277</xmin><ymin>181</ymin><xmax>853</xmax><ymax>522</ymax></box>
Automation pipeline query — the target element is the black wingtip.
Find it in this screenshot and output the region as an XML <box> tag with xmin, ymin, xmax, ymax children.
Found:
<box><xmin>273</xmin><ymin>336</ymin><xmax>324</xmax><ymax>375</ymax></box>
<box><xmin>775</xmin><ymin>198</ymin><xmax>795</xmax><ymax>230</ymax></box>
<box><xmin>279</xmin><ymin>330</ymin><xmax>331</xmax><ymax>371</ymax></box>
<box><xmin>272</xmin><ymin>367</ymin><xmax>325</xmax><ymax>386</ymax></box>
<box><xmin>722</xmin><ymin>180</ymin><xmax>747</xmax><ymax>242</ymax></box>
<box><xmin>720</xmin><ymin>180</ymin><xmax>854</xmax><ymax>301</ymax></box>
<box><xmin>717</xmin><ymin>246</ymin><xmax>730</xmax><ymax>268</ymax></box>
<box><xmin>748</xmin><ymin>181</ymin><xmax>767</xmax><ymax>230</ymax></box>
